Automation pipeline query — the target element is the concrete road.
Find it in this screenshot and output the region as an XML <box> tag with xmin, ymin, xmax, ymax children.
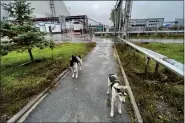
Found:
<box><xmin>24</xmin><ymin>38</ymin><xmax>130</xmax><ymax>122</ymax></box>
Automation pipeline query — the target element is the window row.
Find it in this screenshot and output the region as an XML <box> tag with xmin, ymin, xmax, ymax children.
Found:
<box><xmin>149</xmin><ymin>21</ymin><xmax>159</xmax><ymax>23</ymax></box>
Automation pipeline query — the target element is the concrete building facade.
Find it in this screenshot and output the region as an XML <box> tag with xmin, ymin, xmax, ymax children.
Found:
<box><xmin>1</xmin><ymin>1</ymin><xmax>70</xmax><ymax>33</ymax></box>
<box><xmin>129</xmin><ymin>18</ymin><xmax>164</xmax><ymax>31</ymax></box>
<box><xmin>1</xmin><ymin>1</ymin><xmax>70</xmax><ymax>20</ymax></box>
<box><xmin>146</xmin><ymin>18</ymin><xmax>164</xmax><ymax>28</ymax></box>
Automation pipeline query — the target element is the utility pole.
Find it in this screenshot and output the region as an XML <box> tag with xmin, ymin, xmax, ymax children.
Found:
<box><xmin>114</xmin><ymin>9</ymin><xmax>117</xmax><ymax>35</ymax></box>
<box><xmin>118</xmin><ymin>0</ymin><xmax>132</xmax><ymax>40</ymax></box>
<box><xmin>118</xmin><ymin>1</ymin><xmax>122</xmax><ymax>37</ymax></box>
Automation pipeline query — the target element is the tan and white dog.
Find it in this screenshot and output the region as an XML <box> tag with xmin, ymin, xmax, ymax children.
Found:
<box><xmin>107</xmin><ymin>74</ymin><xmax>127</xmax><ymax>117</ymax></box>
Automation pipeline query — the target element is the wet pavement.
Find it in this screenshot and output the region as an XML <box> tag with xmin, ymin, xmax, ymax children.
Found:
<box><xmin>24</xmin><ymin>38</ymin><xmax>130</xmax><ymax>122</ymax></box>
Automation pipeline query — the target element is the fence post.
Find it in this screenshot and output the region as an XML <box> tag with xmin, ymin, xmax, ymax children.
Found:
<box><xmin>134</xmin><ymin>50</ymin><xmax>136</xmax><ymax>63</ymax></box>
<box><xmin>155</xmin><ymin>62</ymin><xmax>159</xmax><ymax>74</ymax></box>
<box><xmin>145</xmin><ymin>57</ymin><xmax>150</xmax><ymax>79</ymax></box>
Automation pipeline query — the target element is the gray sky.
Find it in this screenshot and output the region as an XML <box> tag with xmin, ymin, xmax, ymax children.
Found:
<box><xmin>64</xmin><ymin>1</ymin><xmax>184</xmax><ymax>26</ymax></box>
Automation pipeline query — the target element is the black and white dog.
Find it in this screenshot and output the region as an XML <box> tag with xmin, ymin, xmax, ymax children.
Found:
<box><xmin>107</xmin><ymin>74</ymin><xmax>127</xmax><ymax>117</ymax></box>
<box><xmin>69</xmin><ymin>55</ymin><xmax>82</xmax><ymax>78</ymax></box>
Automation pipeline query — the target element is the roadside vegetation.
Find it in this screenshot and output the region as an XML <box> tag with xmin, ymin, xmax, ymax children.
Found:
<box><xmin>115</xmin><ymin>43</ymin><xmax>184</xmax><ymax>123</ymax></box>
<box><xmin>1</xmin><ymin>42</ymin><xmax>96</xmax><ymax>122</ymax></box>
<box><xmin>113</xmin><ymin>49</ymin><xmax>136</xmax><ymax>122</ymax></box>
<box><xmin>137</xmin><ymin>43</ymin><xmax>184</xmax><ymax>64</ymax></box>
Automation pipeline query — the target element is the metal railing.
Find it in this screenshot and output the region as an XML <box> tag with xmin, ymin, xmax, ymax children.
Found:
<box><xmin>118</xmin><ymin>36</ymin><xmax>184</xmax><ymax>77</ymax></box>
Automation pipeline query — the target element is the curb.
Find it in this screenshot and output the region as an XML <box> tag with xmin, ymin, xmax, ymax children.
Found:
<box><xmin>113</xmin><ymin>44</ymin><xmax>143</xmax><ymax>123</ymax></box>
<box><xmin>7</xmin><ymin>69</ymin><xmax>69</xmax><ymax>123</ymax></box>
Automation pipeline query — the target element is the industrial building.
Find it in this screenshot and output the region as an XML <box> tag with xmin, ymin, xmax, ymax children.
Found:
<box><xmin>1</xmin><ymin>1</ymin><xmax>70</xmax><ymax>20</ymax></box>
<box><xmin>1</xmin><ymin>1</ymin><xmax>91</xmax><ymax>34</ymax></box>
<box><xmin>146</xmin><ymin>18</ymin><xmax>164</xmax><ymax>27</ymax></box>
<box><xmin>174</xmin><ymin>18</ymin><xmax>184</xmax><ymax>27</ymax></box>
<box><xmin>1</xmin><ymin>0</ymin><xmax>70</xmax><ymax>33</ymax></box>
<box><xmin>65</xmin><ymin>15</ymin><xmax>89</xmax><ymax>34</ymax></box>
<box><xmin>129</xmin><ymin>18</ymin><xmax>164</xmax><ymax>31</ymax></box>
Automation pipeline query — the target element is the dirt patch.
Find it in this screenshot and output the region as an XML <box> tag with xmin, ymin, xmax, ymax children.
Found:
<box><xmin>115</xmin><ymin>43</ymin><xmax>184</xmax><ymax>123</ymax></box>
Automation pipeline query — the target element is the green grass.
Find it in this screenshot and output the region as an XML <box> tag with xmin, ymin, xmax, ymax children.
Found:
<box><xmin>129</xmin><ymin>33</ymin><xmax>184</xmax><ymax>39</ymax></box>
<box><xmin>115</xmin><ymin>43</ymin><xmax>184</xmax><ymax>123</ymax></box>
<box><xmin>1</xmin><ymin>42</ymin><xmax>96</xmax><ymax>122</ymax></box>
<box><xmin>137</xmin><ymin>43</ymin><xmax>184</xmax><ymax>64</ymax></box>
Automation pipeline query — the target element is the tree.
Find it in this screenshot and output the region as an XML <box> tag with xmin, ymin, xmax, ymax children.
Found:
<box><xmin>11</xmin><ymin>24</ymin><xmax>54</xmax><ymax>62</ymax></box>
<box><xmin>109</xmin><ymin>6</ymin><xmax>116</xmax><ymax>27</ymax></box>
<box><xmin>109</xmin><ymin>6</ymin><xmax>124</xmax><ymax>27</ymax></box>
<box><xmin>1</xmin><ymin>0</ymin><xmax>54</xmax><ymax>62</ymax></box>
<box><xmin>0</xmin><ymin>21</ymin><xmax>16</xmax><ymax>56</ymax></box>
<box><xmin>1</xmin><ymin>0</ymin><xmax>34</xmax><ymax>25</ymax></box>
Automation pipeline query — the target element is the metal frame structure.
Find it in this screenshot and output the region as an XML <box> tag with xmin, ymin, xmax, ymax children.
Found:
<box><xmin>50</xmin><ymin>0</ymin><xmax>56</xmax><ymax>19</ymax></box>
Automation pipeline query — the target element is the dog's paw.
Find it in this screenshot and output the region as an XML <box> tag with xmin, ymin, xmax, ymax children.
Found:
<box><xmin>107</xmin><ymin>92</ymin><xmax>109</xmax><ymax>95</ymax></box>
<box><xmin>72</xmin><ymin>74</ymin><xmax>74</xmax><ymax>78</ymax></box>
<box><xmin>118</xmin><ymin>110</ymin><xmax>122</xmax><ymax>115</ymax></box>
<box><xmin>76</xmin><ymin>76</ymin><xmax>78</xmax><ymax>79</ymax></box>
<box><xmin>110</xmin><ymin>113</ymin><xmax>114</xmax><ymax>117</ymax></box>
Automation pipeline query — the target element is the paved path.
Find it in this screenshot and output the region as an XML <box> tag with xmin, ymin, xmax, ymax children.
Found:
<box><xmin>24</xmin><ymin>38</ymin><xmax>130</xmax><ymax>122</ymax></box>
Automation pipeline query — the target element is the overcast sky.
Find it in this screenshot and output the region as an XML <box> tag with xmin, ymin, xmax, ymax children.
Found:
<box><xmin>64</xmin><ymin>1</ymin><xmax>184</xmax><ymax>26</ymax></box>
